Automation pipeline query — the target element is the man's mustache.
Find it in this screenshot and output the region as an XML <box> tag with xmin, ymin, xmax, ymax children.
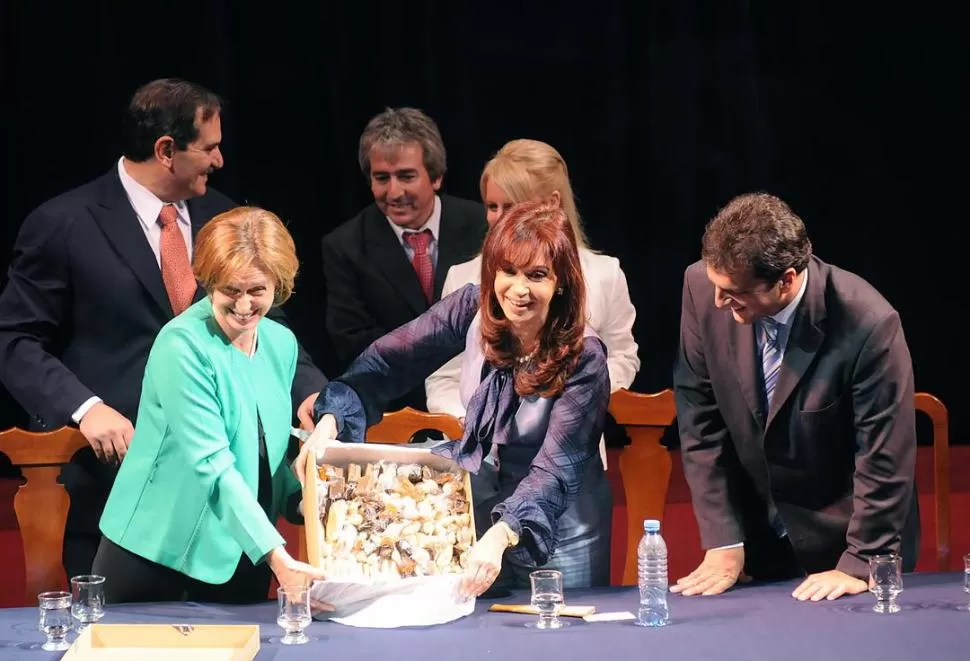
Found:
<box><xmin>380</xmin><ymin>194</ymin><xmax>417</xmax><ymax>208</ymax></box>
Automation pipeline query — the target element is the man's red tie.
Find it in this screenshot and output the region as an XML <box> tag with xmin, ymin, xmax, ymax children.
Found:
<box><xmin>158</xmin><ymin>204</ymin><xmax>196</xmax><ymax>315</ymax></box>
<box><xmin>403</xmin><ymin>229</ymin><xmax>434</xmax><ymax>304</ymax></box>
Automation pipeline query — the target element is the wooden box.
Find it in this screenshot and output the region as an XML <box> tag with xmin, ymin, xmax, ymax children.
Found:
<box><xmin>62</xmin><ymin>624</ymin><xmax>259</xmax><ymax>660</ymax></box>
<box><xmin>300</xmin><ymin>443</ymin><xmax>479</xmax><ymax>626</ymax></box>
<box><xmin>301</xmin><ymin>442</ymin><xmax>476</xmax><ymax>570</ymax></box>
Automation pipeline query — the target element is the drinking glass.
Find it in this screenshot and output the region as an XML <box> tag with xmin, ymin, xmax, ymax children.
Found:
<box><xmin>868</xmin><ymin>554</ymin><xmax>903</xmax><ymax>614</ymax></box>
<box><xmin>277</xmin><ymin>585</ymin><xmax>312</xmax><ymax>645</ymax></box>
<box><xmin>528</xmin><ymin>569</ymin><xmax>565</xmax><ymax>629</ymax></box>
<box><xmin>38</xmin><ymin>591</ymin><xmax>72</xmax><ymax>651</ymax></box>
<box><xmin>958</xmin><ymin>553</ymin><xmax>970</xmax><ymax>612</ymax></box>
<box><xmin>71</xmin><ymin>574</ymin><xmax>106</xmax><ymax>632</ymax></box>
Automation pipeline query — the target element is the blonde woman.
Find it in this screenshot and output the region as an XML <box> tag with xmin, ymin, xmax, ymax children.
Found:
<box><xmin>426</xmin><ymin>139</ymin><xmax>640</xmax><ymax>461</ymax></box>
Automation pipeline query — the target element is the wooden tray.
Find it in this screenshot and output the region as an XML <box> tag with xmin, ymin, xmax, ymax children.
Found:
<box><xmin>62</xmin><ymin>624</ymin><xmax>259</xmax><ymax>660</ymax></box>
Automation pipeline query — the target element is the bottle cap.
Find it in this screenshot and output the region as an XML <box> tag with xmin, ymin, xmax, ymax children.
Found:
<box><xmin>644</xmin><ymin>519</ymin><xmax>660</xmax><ymax>532</ymax></box>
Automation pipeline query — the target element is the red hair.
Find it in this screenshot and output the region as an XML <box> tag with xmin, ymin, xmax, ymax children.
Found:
<box><xmin>479</xmin><ymin>200</ymin><xmax>587</xmax><ymax>398</ymax></box>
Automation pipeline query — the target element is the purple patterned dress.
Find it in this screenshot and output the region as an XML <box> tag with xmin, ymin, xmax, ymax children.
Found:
<box><xmin>313</xmin><ymin>284</ymin><xmax>613</xmax><ymax>587</ymax></box>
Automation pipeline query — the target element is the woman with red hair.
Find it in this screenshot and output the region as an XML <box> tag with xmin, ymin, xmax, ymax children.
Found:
<box><xmin>307</xmin><ymin>200</ymin><xmax>612</xmax><ymax>595</ymax></box>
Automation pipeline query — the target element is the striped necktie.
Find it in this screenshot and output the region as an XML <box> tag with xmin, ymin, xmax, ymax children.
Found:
<box><xmin>760</xmin><ymin>317</ymin><xmax>783</xmax><ymax>410</ymax></box>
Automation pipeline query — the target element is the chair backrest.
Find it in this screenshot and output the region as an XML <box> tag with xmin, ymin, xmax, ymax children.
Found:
<box><xmin>608</xmin><ymin>388</ymin><xmax>677</xmax><ymax>586</ymax></box>
<box><xmin>0</xmin><ymin>427</ymin><xmax>88</xmax><ymax>605</ymax></box>
<box><xmin>914</xmin><ymin>392</ymin><xmax>950</xmax><ymax>571</ymax></box>
<box><xmin>365</xmin><ymin>407</ymin><xmax>464</xmax><ymax>444</ymax></box>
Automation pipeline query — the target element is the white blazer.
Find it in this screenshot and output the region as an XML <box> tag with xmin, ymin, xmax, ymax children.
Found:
<box><xmin>425</xmin><ymin>248</ymin><xmax>640</xmax><ymax>467</ymax></box>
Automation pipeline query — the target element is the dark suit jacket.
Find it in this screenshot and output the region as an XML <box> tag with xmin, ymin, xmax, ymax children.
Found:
<box><xmin>321</xmin><ymin>194</ymin><xmax>486</xmax><ymax>411</ymax></box>
<box><xmin>0</xmin><ymin>166</ymin><xmax>327</xmax><ymax>432</ymax></box>
<box><xmin>673</xmin><ymin>256</ymin><xmax>918</xmax><ymax>579</ymax></box>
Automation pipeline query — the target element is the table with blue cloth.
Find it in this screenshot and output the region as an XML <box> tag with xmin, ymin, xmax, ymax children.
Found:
<box><xmin>2</xmin><ymin>573</ymin><xmax>968</xmax><ymax>660</ymax></box>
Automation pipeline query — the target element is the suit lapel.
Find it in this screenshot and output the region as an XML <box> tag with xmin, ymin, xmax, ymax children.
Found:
<box><xmin>90</xmin><ymin>169</ymin><xmax>174</xmax><ymax>316</ymax></box>
<box><xmin>364</xmin><ymin>207</ymin><xmax>427</xmax><ymax>315</ymax></box>
<box><xmin>765</xmin><ymin>259</ymin><xmax>826</xmax><ymax>429</ymax></box>
<box><xmin>434</xmin><ymin>197</ymin><xmax>463</xmax><ymax>299</ymax></box>
<box><xmin>727</xmin><ymin>317</ymin><xmax>765</xmax><ymax>426</ymax></box>
<box><xmin>186</xmin><ymin>196</ymin><xmax>213</xmax><ymax>304</ymax></box>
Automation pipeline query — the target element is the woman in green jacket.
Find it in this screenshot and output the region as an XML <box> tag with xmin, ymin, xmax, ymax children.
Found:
<box><xmin>93</xmin><ymin>206</ymin><xmax>326</xmax><ymax>603</ymax></box>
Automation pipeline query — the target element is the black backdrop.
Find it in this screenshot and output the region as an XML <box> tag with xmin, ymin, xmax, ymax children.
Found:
<box><xmin>1</xmin><ymin>1</ymin><xmax>965</xmax><ymax>443</ymax></box>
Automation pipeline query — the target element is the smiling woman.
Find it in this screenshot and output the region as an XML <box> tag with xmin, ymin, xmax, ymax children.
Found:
<box><xmin>480</xmin><ymin>202</ymin><xmax>586</xmax><ymax>399</ymax></box>
<box><xmin>193</xmin><ymin>208</ymin><xmax>298</xmax><ymax>352</ymax></box>
<box><xmin>307</xmin><ymin>199</ymin><xmax>613</xmax><ymax>596</ymax></box>
<box><xmin>92</xmin><ymin>206</ymin><xmax>329</xmax><ymax>605</ymax></box>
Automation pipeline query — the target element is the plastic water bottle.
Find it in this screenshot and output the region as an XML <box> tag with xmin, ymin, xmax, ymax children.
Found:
<box><xmin>635</xmin><ymin>518</ymin><xmax>669</xmax><ymax>627</ymax></box>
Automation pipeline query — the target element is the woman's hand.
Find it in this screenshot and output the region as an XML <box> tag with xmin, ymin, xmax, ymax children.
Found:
<box><xmin>459</xmin><ymin>522</ymin><xmax>515</xmax><ymax>599</ymax></box>
<box><xmin>293</xmin><ymin>414</ymin><xmax>339</xmax><ymax>485</ymax></box>
<box><xmin>267</xmin><ymin>546</ymin><xmax>333</xmax><ymax>612</ymax></box>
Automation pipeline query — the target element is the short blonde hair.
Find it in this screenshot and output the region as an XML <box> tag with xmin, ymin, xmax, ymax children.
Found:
<box><xmin>479</xmin><ymin>139</ymin><xmax>589</xmax><ymax>249</ymax></box>
<box><xmin>193</xmin><ymin>206</ymin><xmax>299</xmax><ymax>305</ymax></box>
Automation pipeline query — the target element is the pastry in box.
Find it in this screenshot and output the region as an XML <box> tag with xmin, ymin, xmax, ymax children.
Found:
<box><xmin>301</xmin><ymin>443</ymin><xmax>477</xmax><ymax>628</ymax></box>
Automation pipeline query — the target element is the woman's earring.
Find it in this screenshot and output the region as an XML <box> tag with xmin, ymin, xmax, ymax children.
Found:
<box><xmin>556</xmin><ymin>287</ymin><xmax>564</xmax><ymax>295</ymax></box>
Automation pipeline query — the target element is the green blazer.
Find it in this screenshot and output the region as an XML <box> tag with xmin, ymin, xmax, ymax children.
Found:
<box><xmin>100</xmin><ymin>297</ymin><xmax>302</xmax><ymax>584</ymax></box>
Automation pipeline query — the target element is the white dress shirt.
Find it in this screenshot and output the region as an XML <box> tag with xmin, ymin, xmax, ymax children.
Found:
<box><xmin>117</xmin><ymin>157</ymin><xmax>193</xmax><ymax>266</ymax></box>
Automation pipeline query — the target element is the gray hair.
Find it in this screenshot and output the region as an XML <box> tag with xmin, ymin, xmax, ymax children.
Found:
<box><xmin>357</xmin><ymin>107</ymin><xmax>447</xmax><ymax>181</ymax></box>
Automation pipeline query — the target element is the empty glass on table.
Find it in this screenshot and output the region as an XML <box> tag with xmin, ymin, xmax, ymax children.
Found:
<box><xmin>71</xmin><ymin>574</ymin><xmax>106</xmax><ymax>631</ymax></box>
<box><xmin>959</xmin><ymin>553</ymin><xmax>970</xmax><ymax>612</ymax></box>
<box><xmin>277</xmin><ymin>585</ymin><xmax>312</xmax><ymax>645</ymax></box>
<box><xmin>868</xmin><ymin>553</ymin><xmax>903</xmax><ymax>614</ymax></box>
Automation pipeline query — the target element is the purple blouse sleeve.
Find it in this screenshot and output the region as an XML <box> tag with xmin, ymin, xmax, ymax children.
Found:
<box><xmin>493</xmin><ymin>337</ymin><xmax>610</xmax><ymax>565</ymax></box>
<box><xmin>312</xmin><ymin>284</ymin><xmax>480</xmax><ymax>441</ymax></box>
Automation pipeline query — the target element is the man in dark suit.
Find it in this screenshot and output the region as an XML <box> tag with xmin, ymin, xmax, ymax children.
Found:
<box><xmin>322</xmin><ymin>107</ymin><xmax>486</xmax><ymax>412</ymax></box>
<box><xmin>0</xmin><ymin>78</ymin><xmax>327</xmax><ymax>577</ymax></box>
<box><xmin>671</xmin><ymin>192</ymin><xmax>918</xmax><ymax>602</ymax></box>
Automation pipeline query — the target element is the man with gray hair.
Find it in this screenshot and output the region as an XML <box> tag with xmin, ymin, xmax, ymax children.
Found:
<box><xmin>321</xmin><ymin>107</ymin><xmax>485</xmax><ymax>413</ymax></box>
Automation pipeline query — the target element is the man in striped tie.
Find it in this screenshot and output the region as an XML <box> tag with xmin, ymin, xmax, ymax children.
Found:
<box><xmin>672</xmin><ymin>192</ymin><xmax>918</xmax><ymax>604</ymax></box>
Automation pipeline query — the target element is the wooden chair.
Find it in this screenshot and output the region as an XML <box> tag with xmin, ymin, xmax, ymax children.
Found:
<box><xmin>914</xmin><ymin>392</ymin><xmax>950</xmax><ymax>571</ymax></box>
<box><xmin>365</xmin><ymin>406</ymin><xmax>463</xmax><ymax>444</ymax></box>
<box><xmin>0</xmin><ymin>427</ymin><xmax>88</xmax><ymax>605</ymax></box>
<box><xmin>607</xmin><ymin>388</ymin><xmax>677</xmax><ymax>586</ymax></box>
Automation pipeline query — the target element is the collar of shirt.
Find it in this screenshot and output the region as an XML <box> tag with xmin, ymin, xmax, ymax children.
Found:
<box><xmin>384</xmin><ymin>195</ymin><xmax>441</xmax><ymax>246</ymax></box>
<box><xmin>769</xmin><ymin>267</ymin><xmax>808</xmax><ymax>326</ymax></box>
<box><xmin>758</xmin><ymin>267</ymin><xmax>808</xmax><ymax>352</ymax></box>
<box><xmin>117</xmin><ymin>156</ymin><xmax>190</xmax><ymax>231</ymax></box>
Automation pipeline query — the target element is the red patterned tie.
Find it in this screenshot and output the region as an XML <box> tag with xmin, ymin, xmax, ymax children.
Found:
<box><xmin>403</xmin><ymin>229</ymin><xmax>434</xmax><ymax>304</ymax></box>
<box><xmin>158</xmin><ymin>204</ymin><xmax>196</xmax><ymax>315</ymax></box>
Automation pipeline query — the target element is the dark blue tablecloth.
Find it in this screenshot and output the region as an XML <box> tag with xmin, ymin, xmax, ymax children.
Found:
<box><xmin>2</xmin><ymin>573</ymin><xmax>968</xmax><ymax>660</ymax></box>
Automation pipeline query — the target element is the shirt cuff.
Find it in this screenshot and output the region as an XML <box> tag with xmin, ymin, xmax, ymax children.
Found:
<box><xmin>711</xmin><ymin>542</ymin><xmax>744</xmax><ymax>550</ymax></box>
<box><xmin>71</xmin><ymin>396</ymin><xmax>103</xmax><ymax>424</ymax></box>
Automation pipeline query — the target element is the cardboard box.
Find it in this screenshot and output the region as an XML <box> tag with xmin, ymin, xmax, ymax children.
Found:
<box><xmin>62</xmin><ymin>624</ymin><xmax>259</xmax><ymax>660</ymax></box>
<box><xmin>301</xmin><ymin>443</ymin><xmax>477</xmax><ymax>627</ymax></box>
